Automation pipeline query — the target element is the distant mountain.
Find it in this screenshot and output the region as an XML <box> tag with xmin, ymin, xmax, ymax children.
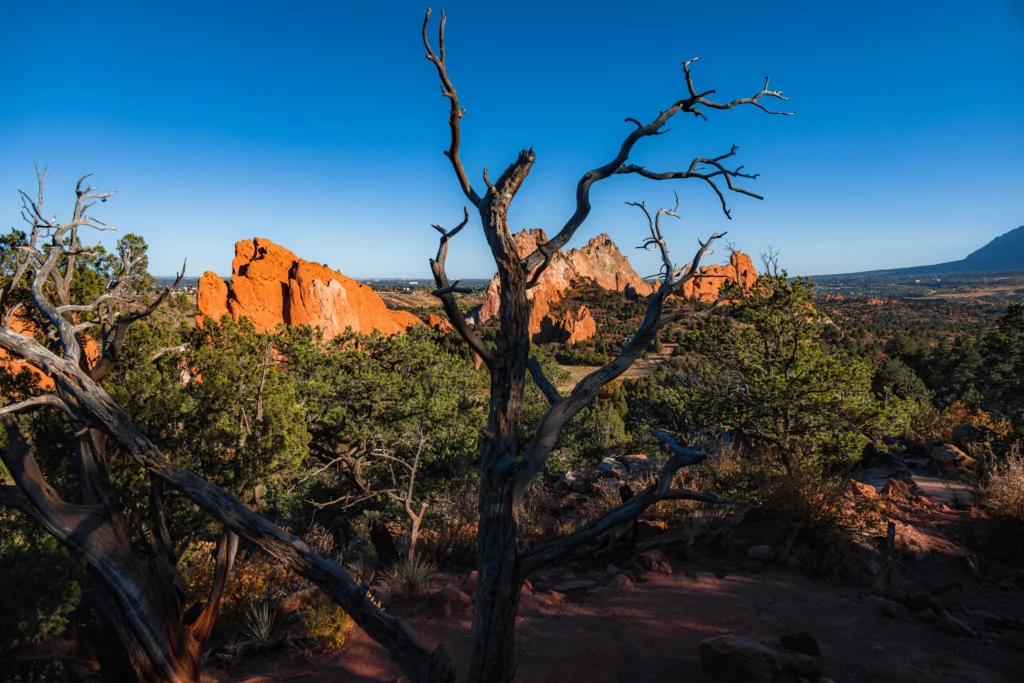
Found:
<box><xmin>822</xmin><ymin>226</ymin><xmax>1024</xmax><ymax>278</ymax></box>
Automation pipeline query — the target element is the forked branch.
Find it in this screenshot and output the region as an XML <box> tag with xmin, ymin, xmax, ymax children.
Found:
<box><xmin>520</xmin><ymin>59</ymin><xmax>792</xmax><ymax>277</ymax></box>
<box><xmin>429</xmin><ymin>207</ymin><xmax>494</xmax><ymax>370</ymax></box>
<box><xmin>522</xmin><ymin>428</ymin><xmax>729</xmax><ymax>573</ymax></box>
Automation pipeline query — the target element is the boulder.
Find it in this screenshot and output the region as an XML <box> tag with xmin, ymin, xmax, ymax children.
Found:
<box><xmin>937</xmin><ymin>611</ymin><xmax>976</xmax><ymax>638</ymax></box>
<box><xmin>904</xmin><ymin>591</ymin><xmax>943</xmax><ymax>614</ymax></box>
<box><xmin>414</xmin><ymin>584</ymin><xmax>472</xmax><ymax>621</ymax></box>
<box><xmin>881</xmin><ymin>479</ymin><xmax>912</xmax><ymax>499</ymax></box>
<box><xmin>930</xmin><ymin>443</ymin><xmax>968</xmax><ymax>464</ymax></box>
<box><xmin>951</xmin><ymin>423</ymin><xmax>990</xmax><ymax>449</ymax></box>
<box><xmin>620</xmin><ymin>453</ymin><xmax>658</xmax><ymax>477</ymax></box>
<box><xmin>460</xmin><ymin>570</ymin><xmax>478</xmax><ymax>595</ymax></box>
<box><xmin>597</xmin><ymin>458</ymin><xmax>628</xmax><ymax>480</ymax></box>
<box><xmin>780</xmin><ymin>631</ymin><xmax>821</xmax><ymax>658</ymax></box>
<box><xmin>551</xmin><ymin>579</ymin><xmax>596</xmax><ymax>592</ymax></box>
<box><xmin>848</xmin><ymin>479</ymin><xmax>878</xmax><ymax>500</ymax></box>
<box><xmin>699</xmin><ymin>635</ymin><xmax>782</xmax><ymax>683</ymax></box>
<box><xmin>637</xmin><ymin>549</ymin><xmax>673</xmax><ymax>574</ymax></box>
<box><xmin>748</xmin><ymin>545</ymin><xmax>775</xmax><ymax>562</ymax></box>
<box><xmin>197</xmin><ymin>238</ymin><xmax>420</xmax><ymax>338</ymax></box>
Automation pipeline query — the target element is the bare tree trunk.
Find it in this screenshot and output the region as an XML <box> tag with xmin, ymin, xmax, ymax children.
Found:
<box><xmin>420</xmin><ymin>9</ymin><xmax>788</xmax><ymax>680</ymax></box>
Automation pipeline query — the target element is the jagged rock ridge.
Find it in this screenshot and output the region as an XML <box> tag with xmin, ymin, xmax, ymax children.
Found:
<box><xmin>197</xmin><ymin>238</ymin><xmax>420</xmax><ymax>337</ymax></box>
<box><xmin>476</xmin><ymin>229</ymin><xmax>757</xmax><ymax>343</ymax></box>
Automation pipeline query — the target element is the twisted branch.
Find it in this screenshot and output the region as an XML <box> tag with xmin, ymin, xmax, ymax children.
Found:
<box><xmin>428</xmin><ymin>206</ymin><xmax>494</xmax><ymax>370</ymax></box>
<box><xmin>520</xmin><ymin>60</ymin><xmax>791</xmax><ymax>278</ymax></box>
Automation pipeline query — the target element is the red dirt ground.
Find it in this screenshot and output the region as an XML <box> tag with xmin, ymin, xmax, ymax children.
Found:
<box><xmin>222</xmin><ymin>535</ymin><xmax>1023</xmax><ymax>683</ymax></box>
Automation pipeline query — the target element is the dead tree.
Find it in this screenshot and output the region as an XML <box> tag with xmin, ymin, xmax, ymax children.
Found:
<box><xmin>422</xmin><ymin>8</ymin><xmax>791</xmax><ymax>682</ymax></box>
<box><xmin>0</xmin><ymin>172</ymin><xmax>455</xmax><ymax>683</ymax></box>
<box><xmin>0</xmin><ymin>169</ymin><xmax>235</xmax><ymax>682</ymax></box>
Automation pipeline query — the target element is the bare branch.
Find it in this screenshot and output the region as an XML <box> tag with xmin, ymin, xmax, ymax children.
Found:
<box><xmin>522</xmin><ymin>429</ymin><xmax>729</xmax><ymax>573</ymax></box>
<box><xmin>423</xmin><ymin>8</ymin><xmax>480</xmax><ymax>207</ymax></box>
<box><xmin>527</xmin><ymin>356</ymin><xmax>563</xmax><ymax>406</ymax></box>
<box><xmin>514</xmin><ymin>223</ymin><xmax>726</xmax><ymax>495</ymax></box>
<box><xmin>0</xmin><ymin>394</ymin><xmax>77</xmax><ymax>420</ymax></box>
<box><xmin>428</xmin><ymin>206</ymin><xmax>494</xmax><ymax>370</ymax></box>
<box><xmin>0</xmin><ymin>326</ymin><xmax>455</xmax><ymax>682</ymax></box>
<box><xmin>521</xmin><ymin>60</ymin><xmax>791</xmax><ymax>275</ymax></box>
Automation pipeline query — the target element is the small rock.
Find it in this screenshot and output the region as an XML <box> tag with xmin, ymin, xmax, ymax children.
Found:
<box><xmin>790</xmin><ymin>652</ymin><xmax>823</xmax><ymax>679</ymax></box>
<box><xmin>849</xmin><ymin>479</ymin><xmax>878</xmax><ymax>499</ymax></box>
<box><xmin>611</xmin><ymin>573</ymin><xmax>635</xmax><ymax>589</ymax></box>
<box><xmin>780</xmin><ymin>631</ymin><xmax>821</xmax><ymax>658</ymax></box>
<box><xmin>881</xmin><ymin>479</ymin><xmax>912</xmax><ymax>498</ymax></box>
<box><xmin>699</xmin><ymin>635</ymin><xmax>782</xmax><ymax>683</ymax></box>
<box><xmin>999</xmin><ymin>630</ymin><xmax>1024</xmax><ymax>651</ymax></box>
<box><xmin>930</xmin><ymin>443</ymin><xmax>968</xmax><ymax>464</ymax></box>
<box><xmin>414</xmin><ymin>584</ymin><xmax>472</xmax><ymax>621</ymax></box>
<box><xmin>596</xmin><ymin>458</ymin><xmax>628</xmax><ymax>479</ymax></box>
<box><xmin>460</xmin><ymin>570</ymin><xmax>478</xmax><ymax>594</ymax></box>
<box><xmin>919</xmin><ymin>609</ymin><xmax>938</xmax><ymax>623</ymax></box>
<box><xmin>693</xmin><ymin>571</ymin><xmax>719</xmax><ymax>584</ymax></box>
<box><xmin>871</xmin><ymin>645</ymin><xmax>886</xmax><ymax>654</ymax></box>
<box><xmin>748</xmin><ymin>545</ymin><xmax>775</xmax><ymax>562</ymax></box>
<box><xmin>876</xmin><ymin>598</ymin><xmax>906</xmax><ymax>618</ymax></box>
<box><xmin>551</xmin><ymin>579</ymin><xmax>596</xmax><ymax>592</ymax></box>
<box><xmin>621</xmin><ymin>453</ymin><xmax>657</xmax><ymax>476</ymax></box>
<box><xmin>904</xmin><ymin>591</ymin><xmax>943</xmax><ymax>613</ymax></box>
<box><xmin>938</xmin><ymin>611</ymin><xmax>976</xmax><ymax>638</ymax></box>
<box><xmin>637</xmin><ymin>549</ymin><xmax>673</xmax><ymax>574</ymax></box>
<box><xmin>606</xmin><ymin>563</ymin><xmax>620</xmax><ymax>575</ymax></box>
<box><xmin>742</xmin><ymin>560</ymin><xmax>764</xmax><ymax>574</ymax></box>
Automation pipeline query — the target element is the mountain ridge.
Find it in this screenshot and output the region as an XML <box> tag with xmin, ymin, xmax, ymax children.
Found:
<box><xmin>817</xmin><ymin>225</ymin><xmax>1024</xmax><ymax>279</ymax></box>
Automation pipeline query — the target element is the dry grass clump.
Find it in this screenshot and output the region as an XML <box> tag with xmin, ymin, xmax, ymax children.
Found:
<box><xmin>382</xmin><ymin>556</ymin><xmax>437</xmax><ymax>601</ymax></box>
<box><xmin>983</xmin><ymin>451</ymin><xmax>1024</xmax><ymax>524</ymax></box>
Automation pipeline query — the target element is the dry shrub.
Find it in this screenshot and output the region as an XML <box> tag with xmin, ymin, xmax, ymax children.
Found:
<box><xmin>983</xmin><ymin>451</ymin><xmax>1024</xmax><ymax>524</ymax></box>
<box><xmin>702</xmin><ymin>446</ymin><xmax>865</xmax><ymax>576</ymax></box>
<box><xmin>182</xmin><ymin>542</ymin><xmax>306</xmax><ymax>632</ymax></box>
<box><xmin>911</xmin><ymin>401</ymin><xmax>1012</xmax><ymax>443</ymax></box>
<box><xmin>302</xmin><ymin>595</ymin><xmax>354</xmax><ymax>653</ymax></box>
<box><xmin>421</xmin><ymin>477</ymin><xmax>478</xmax><ymax>565</ymax></box>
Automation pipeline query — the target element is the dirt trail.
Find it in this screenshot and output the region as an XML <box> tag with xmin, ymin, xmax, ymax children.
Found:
<box><xmin>226</xmin><ymin>548</ymin><xmax>1023</xmax><ymax>683</ymax></box>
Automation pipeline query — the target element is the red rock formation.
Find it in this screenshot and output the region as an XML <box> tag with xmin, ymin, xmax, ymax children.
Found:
<box><xmin>427</xmin><ymin>313</ymin><xmax>454</xmax><ymax>335</ymax></box>
<box><xmin>538</xmin><ymin>305</ymin><xmax>598</xmax><ymax>345</ymax></box>
<box><xmin>197</xmin><ymin>238</ymin><xmax>420</xmax><ymax>337</ymax></box>
<box><xmin>477</xmin><ymin>230</ymin><xmax>756</xmax><ymax>341</ymax></box>
<box><xmin>477</xmin><ymin>229</ymin><xmax>655</xmax><ymax>340</ymax></box>
<box><xmin>680</xmin><ymin>251</ymin><xmax>758</xmax><ymax>301</ymax></box>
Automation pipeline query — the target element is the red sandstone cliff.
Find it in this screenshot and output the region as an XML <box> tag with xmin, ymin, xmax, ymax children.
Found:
<box><xmin>476</xmin><ymin>229</ymin><xmax>756</xmax><ymax>342</ymax></box>
<box><xmin>476</xmin><ymin>230</ymin><xmax>655</xmax><ymax>340</ymax></box>
<box><xmin>197</xmin><ymin>238</ymin><xmax>420</xmax><ymax>337</ymax></box>
<box><xmin>680</xmin><ymin>251</ymin><xmax>758</xmax><ymax>301</ymax></box>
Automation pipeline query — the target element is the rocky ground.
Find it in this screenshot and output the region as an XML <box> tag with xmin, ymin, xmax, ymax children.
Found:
<box><xmin>205</xmin><ymin>427</ymin><xmax>1024</xmax><ymax>683</ymax></box>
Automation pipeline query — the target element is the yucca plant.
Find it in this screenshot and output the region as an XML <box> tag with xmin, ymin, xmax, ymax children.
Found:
<box><xmin>242</xmin><ymin>599</ymin><xmax>276</xmax><ymax>644</ymax></box>
<box><xmin>383</xmin><ymin>556</ymin><xmax>437</xmax><ymax>601</ymax></box>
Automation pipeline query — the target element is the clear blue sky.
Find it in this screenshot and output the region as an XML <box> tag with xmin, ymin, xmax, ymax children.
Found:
<box><xmin>2</xmin><ymin>1</ymin><xmax>1022</xmax><ymax>278</ymax></box>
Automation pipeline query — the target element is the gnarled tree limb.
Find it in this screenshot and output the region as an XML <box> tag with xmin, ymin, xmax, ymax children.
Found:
<box><xmin>429</xmin><ymin>206</ymin><xmax>494</xmax><ymax>370</ymax></box>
